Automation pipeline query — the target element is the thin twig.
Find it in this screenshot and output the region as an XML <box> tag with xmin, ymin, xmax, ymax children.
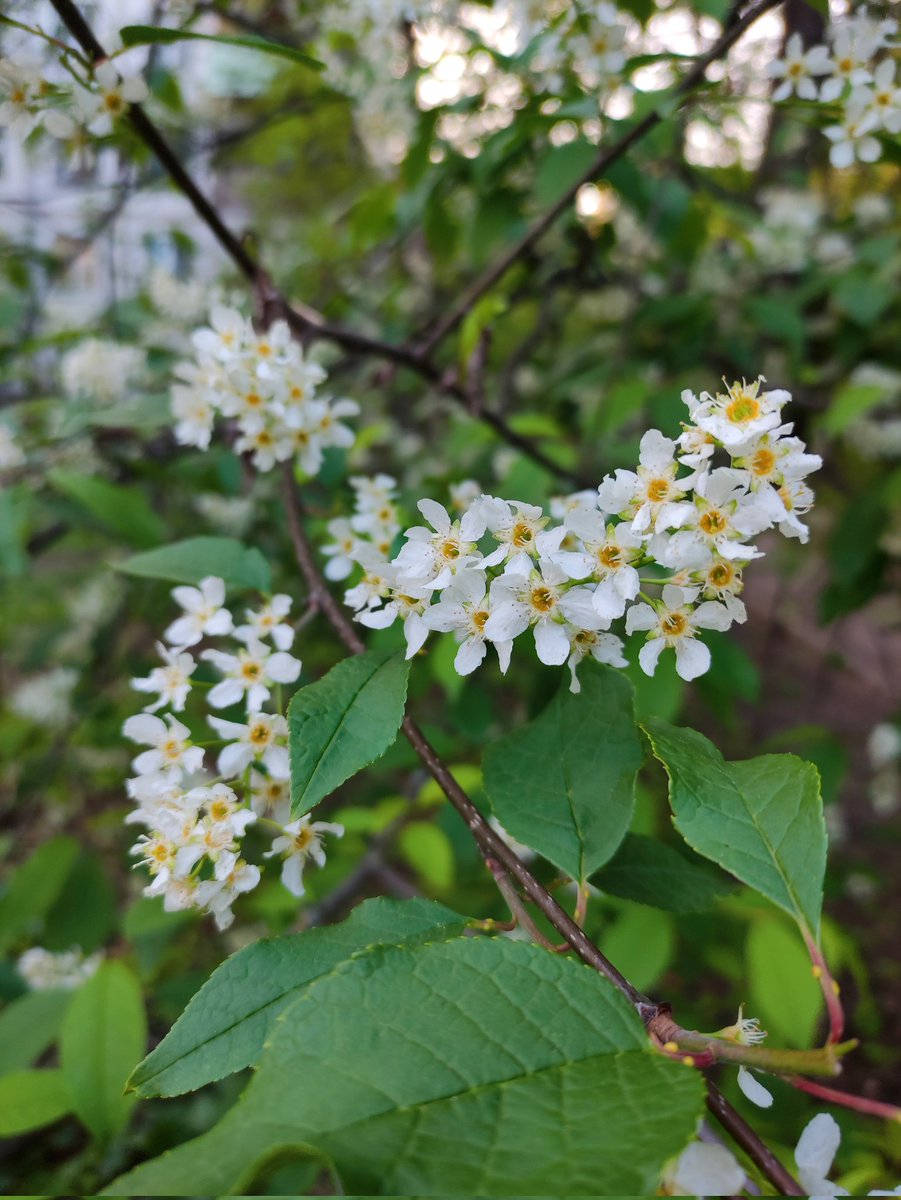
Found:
<box><xmin>416</xmin><ymin>0</ymin><xmax>784</xmax><ymax>357</ymax></box>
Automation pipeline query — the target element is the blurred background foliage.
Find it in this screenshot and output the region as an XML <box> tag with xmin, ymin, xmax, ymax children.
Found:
<box><xmin>0</xmin><ymin>0</ymin><xmax>900</xmax><ymax>1192</ymax></box>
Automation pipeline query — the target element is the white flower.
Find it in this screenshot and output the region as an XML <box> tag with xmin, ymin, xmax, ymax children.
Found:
<box><xmin>597</xmin><ymin>429</ymin><xmax>693</xmax><ymax>534</ymax></box>
<box><xmin>202</xmin><ymin>636</ymin><xmax>301</xmax><ymax>712</ymax></box>
<box><xmin>824</xmin><ymin>100</ymin><xmax>881</xmax><ymax>169</ymax></box>
<box><xmin>249</xmin><ymin>770</ymin><xmax>292</xmax><ymax>823</ymax></box>
<box><xmin>664</xmin><ymin>1140</ymin><xmax>746</xmax><ymax>1197</ymax></box>
<box><xmin>17</xmin><ymin>947</ymin><xmax>102</xmax><ymax>991</ymax></box>
<box><xmin>76</xmin><ymin>60</ymin><xmax>149</xmax><ymax>135</ymax></box>
<box><xmin>565</xmin><ymin>625</ymin><xmax>627</xmax><ymax>694</ymax></box>
<box><xmin>449</xmin><ymin>479</ymin><xmax>482</xmax><ymax>512</ymax></box>
<box><xmin>350</xmin><ymin>473</ymin><xmax>398</xmax><ymax>514</ymax></box>
<box><xmin>550</xmin><ymin>510</ymin><xmax>643</xmax><ymax>619</ymax></box>
<box><xmin>344</xmin><ymin>553</ymin><xmax>394</xmax><ymax>613</ymax></box>
<box><xmin>478</xmin><ymin>496</ymin><xmax>551</xmax><ymax>573</ymax></box>
<box><xmin>172</xmin><ymin>382</ymin><xmax>217</xmax><ymax>449</ymax></box>
<box><xmin>691</xmin><ymin>377</ymin><xmax>787</xmax><ymax>448</ymax></box>
<box><xmin>422</xmin><ymin>567</ymin><xmax>512</xmax><ymax>676</ymax></box>
<box><xmin>795</xmin><ymin>1113</ymin><xmax>849</xmax><ymax>1198</ymax></box>
<box><xmin>8</xmin><ymin>667</ymin><xmax>79</xmax><ymax>727</ymax></box>
<box><xmin>768</xmin><ymin>33</ymin><xmax>832</xmax><ymax>102</ymax></box>
<box><xmin>192</xmin><ymin>306</ymin><xmax>249</xmax><ymax>362</ymax></box>
<box><xmin>235</xmin><ymin>420</ymin><xmax>294</xmax><ymax>472</ymax></box>
<box><xmin>234</xmin><ymin>594</ymin><xmax>294</xmax><ymax>650</ymax></box>
<box><xmin>857</xmin><ymin>58</ymin><xmax>901</xmax><ymax>134</ymax></box>
<box><xmin>483</xmin><ymin>560</ymin><xmax>602</xmax><ymax>668</ymax></box>
<box><xmin>60</xmin><ymin>338</ymin><xmax>145</xmax><ymax>403</ymax></box>
<box><xmin>164</xmin><ymin>576</ymin><xmax>234</xmax><ymax>647</ymax></box>
<box><xmin>131</xmin><ymin>643</ymin><xmax>196</xmax><ymax>712</ymax></box>
<box><xmin>625</xmin><ymin>584</ymin><xmax>732</xmax><ymax>681</ymax></box>
<box><xmin>194</xmin><ymin>860</ymin><xmax>261</xmax><ymax>930</ymax></box>
<box><xmin>123</xmin><ymin>712</ymin><xmax>204</xmax><ymax>777</ymax></box>
<box><xmin>208</xmin><ymin>712</ymin><xmax>289</xmax><ymax>778</ymax></box>
<box><xmin>323</xmin><ymin>517</ymin><xmax>366</xmax><ymax>581</ymax></box>
<box><xmin>265</xmin><ymin>817</ymin><xmax>344</xmax><ymax>897</ymax></box>
<box><xmin>736</xmin><ymin>1064</ymin><xmax>774</xmax><ymax>1108</ymax></box>
<box><xmin>357</xmin><ymin>581</ymin><xmax>432</xmax><ymax>659</ymax></box>
<box><xmin>393</xmin><ymin>498</ymin><xmax>486</xmax><ymax>591</ymax></box>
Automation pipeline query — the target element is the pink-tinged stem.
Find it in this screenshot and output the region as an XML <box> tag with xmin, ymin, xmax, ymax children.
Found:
<box><xmin>787</xmin><ymin>1076</ymin><xmax>901</xmax><ymax>1122</ymax></box>
<box><xmin>805</xmin><ymin>932</ymin><xmax>845</xmax><ymax>1044</ymax></box>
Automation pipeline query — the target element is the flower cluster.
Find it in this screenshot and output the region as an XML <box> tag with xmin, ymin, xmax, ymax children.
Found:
<box><xmin>322</xmin><ymin>473</ymin><xmax>402</xmax><ymax>580</ymax></box>
<box><xmin>171</xmin><ymin>306</ymin><xmax>358</xmax><ymax>475</ymax></box>
<box><xmin>340</xmin><ymin>379</ymin><xmax>821</xmax><ymax>689</ymax></box>
<box><xmin>768</xmin><ymin>13</ymin><xmax>899</xmax><ymax>168</ymax></box>
<box><xmin>125</xmin><ymin>576</ymin><xmax>342</xmax><ymax>930</ymax></box>
<box><xmin>0</xmin><ymin>53</ymin><xmax>147</xmax><ymax>142</ymax></box>
<box><xmin>0</xmin><ymin>420</ymin><xmax>26</xmax><ymax>473</ymax></box>
<box><xmin>16</xmin><ymin>946</ymin><xmax>102</xmax><ymax>991</ymax></box>
<box><xmin>60</xmin><ymin>337</ymin><xmax>146</xmax><ymax>404</ymax></box>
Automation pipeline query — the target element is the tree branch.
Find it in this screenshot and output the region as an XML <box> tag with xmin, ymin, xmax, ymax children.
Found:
<box><xmin>416</xmin><ymin>0</ymin><xmax>784</xmax><ymax>357</ymax></box>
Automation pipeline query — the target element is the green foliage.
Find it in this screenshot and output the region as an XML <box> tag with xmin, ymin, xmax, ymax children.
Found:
<box><xmin>0</xmin><ymin>838</ymin><xmax>80</xmax><ymax>954</ymax></box>
<box><xmin>130</xmin><ymin>897</ymin><xmax>469</xmax><ymax>1098</ymax></box>
<box><xmin>483</xmin><ymin>665</ymin><xmax>644</xmax><ymax>881</ymax></box>
<box><xmin>747</xmin><ymin>916</ymin><xmax>824</xmax><ymax>1049</ymax></box>
<box><xmin>59</xmin><ymin>962</ymin><xmax>146</xmax><ymax>1142</ymax></box>
<box><xmin>119</xmin><ymin>25</ymin><xmax>323</xmax><ymax>70</ymax></box>
<box><xmin>0</xmin><ymin>1070</ymin><xmax>71</xmax><ymax>1137</ymax></box>
<box><xmin>0</xmin><ymin>990</ymin><xmax>71</xmax><ymax>1075</ymax></box>
<box><xmin>593</xmin><ymin>832</ymin><xmax>734</xmax><ymax>913</ymax></box>
<box><xmin>288</xmin><ymin>648</ymin><xmax>410</xmax><ymax>816</ymax></box>
<box><xmin>116</xmin><ymin>536</ymin><xmax>272</xmax><ymax>590</ymax></box>
<box><xmin>112</xmin><ymin>938</ymin><xmax>704</xmax><ymax>1195</ymax></box>
<box><xmin>47</xmin><ymin>471</ymin><xmax>165</xmax><ymax>548</ymax></box>
<box><xmin>645</xmin><ymin>721</ymin><xmax>827</xmax><ymax>937</ymax></box>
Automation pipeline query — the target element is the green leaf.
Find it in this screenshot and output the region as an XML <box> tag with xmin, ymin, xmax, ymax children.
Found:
<box><xmin>820</xmin><ymin>383</ymin><xmax>885</xmax><ymax>438</ymax></box>
<box><xmin>0</xmin><ymin>990</ymin><xmax>71</xmax><ymax>1075</ymax></box>
<box><xmin>0</xmin><ymin>1070</ymin><xmax>71</xmax><ymax>1136</ymax></box>
<box><xmin>0</xmin><ymin>836</ymin><xmax>80</xmax><ymax>953</ymax></box>
<box><xmin>483</xmin><ymin>665</ymin><xmax>644</xmax><ymax>881</ymax></box>
<box><xmin>48</xmin><ymin>470</ymin><xmax>165</xmax><ymax>548</ymax></box>
<box><xmin>130</xmin><ymin>898</ymin><xmax>468</xmax><ymax>1099</ymax></box>
<box><xmin>593</xmin><ymin>833</ymin><xmax>734</xmax><ymax>913</ymax></box>
<box><xmin>534</xmin><ymin>138</ymin><xmax>597</xmax><ymax>205</ymax></box>
<box><xmin>644</xmin><ymin>720</ymin><xmax>827</xmax><ymax>936</ymax></box>
<box><xmin>747</xmin><ymin>916</ymin><xmax>823</xmax><ymax>1049</ymax></box>
<box><xmin>110</xmin><ymin>939</ymin><xmax>704</xmax><ymax>1196</ymax></box>
<box><xmin>397</xmin><ymin>823</ymin><xmax>455</xmax><ymax>891</ymax></box>
<box><xmin>115</xmin><ymin>536</ymin><xmax>271</xmax><ymax>591</ymax></box>
<box><xmin>599</xmin><ymin>904</ymin><xmax>676</xmax><ymax>992</ymax></box>
<box><xmin>59</xmin><ymin>961</ymin><xmax>146</xmax><ymax>1141</ymax></box>
<box><xmin>119</xmin><ymin>25</ymin><xmax>323</xmax><ymax>70</ymax></box>
<box><xmin>288</xmin><ymin>647</ymin><xmax>410</xmax><ymax>817</ymax></box>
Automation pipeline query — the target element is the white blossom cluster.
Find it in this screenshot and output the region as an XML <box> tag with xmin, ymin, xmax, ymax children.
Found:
<box><xmin>125</xmin><ymin>576</ymin><xmax>341</xmax><ymax>930</ymax></box>
<box><xmin>170</xmin><ymin>307</ymin><xmax>358</xmax><ymax>475</ymax></box>
<box><xmin>60</xmin><ymin>337</ymin><xmax>146</xmax><ymax>404</ymax></box>
<box><xmin>768</xmin><ymin>12</ymin><xmax>899</xmax><ymax>168</ymax></box>
<box><xmin>16</xmin><ymin>946</ymin><xmax>102</xmax><ymax>991</ymax></box>
<box><xmin>340</xmin><ymin>379</ymin><xmax>821</xmax><ymax>689</ymax></box>
<box><xmin>0</xmin><ymin>53</ymin><xmax>147</xmax><ymax>142</ymax></box>
<box><xmin>322</xmin><ymin>473</ymin><xmax>403</xmax><ymax>580</ymax></box>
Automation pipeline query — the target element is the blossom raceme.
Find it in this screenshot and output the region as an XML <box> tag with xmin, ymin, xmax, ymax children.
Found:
<box><xmin>170</xmin><ymin>305</ymin><xmax>358</xmax><ymax>476</ymax></box>
<box><xmin>338</xmin><ymin>378</ymin><xmax>821</xmax><ymax>689</ymax></box>
<box><xmin>767</xmin><ymin>10</ymin><xmax>900</xmax><ymax>168</ymax></box>
<box><xmin>123</xmin><ymin>577</ymin><xmax>335</xmax><ymax>930</ymax></box>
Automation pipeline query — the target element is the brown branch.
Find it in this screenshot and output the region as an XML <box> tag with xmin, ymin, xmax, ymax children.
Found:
<box><xmin>47</xmin><ymin>0</ymin><xmax>580</xmax><ymax>485</ymax></box>
<box><xmin>416</xmin><ymin>0</ymin><xmax>785</xmax><ymax>357</ymax></box>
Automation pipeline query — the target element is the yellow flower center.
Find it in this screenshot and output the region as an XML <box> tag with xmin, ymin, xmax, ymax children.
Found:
<box><xmin>530</xmin><ymin>586</ymin><xmax>556</xmax><ymax>613</ymax></box>
<box><xmin>725</xmin><ymin>394</ymin><xmax>761</xmax><ymax>424</ymax></box>
<box><xmin>646</xmin><ymin>478</ymin><xmax>670</xmax><ymax>503</ymax></box>
<box><xmin>210</xmin><ymin>799</ymin><xmax>231</xmax><ymax>822</ymax></box>
<box><xmin>472</xmin><ymin>609</ymin><xmax>489</xmax><ymax>631</ymax></box>
<box><xmin>103</xmin><ymin>91</ymin><xmax>125</xmax><ymax>114</ymax></box>
<box><xmin>708</xmin><ymin>562</ymin><xmax>734</xmax><ymax>589</ymax></box>
<box><xmin>699</xmin><ymin>509</ymin><xmax>728</xmax><ymax>536</ymax></box>
<box><xmin>512</xmin><ymin>522</ymin><xmax>534</xmax><ymax>548</ymax></box>
<box><xmin>599</xmin><ymin>545</ymin><xmax>622</xmax><ymax>568</ymax></box>
<box><xmin>162</xmin><ymin>739</ymin><xmax>182</xmax><ymax>761</ymax></box>
<box><xmin>440</xmin><ymin>540</ymin><xmax>460</xmax><ymax>560</ymax></box>
<box><xmin>751</xmin><ymin>448</ymin><xmax>776</xmax><ymax>477</ymax></box>
<box><xmin>661</xmin><ymin>611</ymin><xmax>688</xmax><ymax>637</ymax></box>
<box><xmin>293</xmin><ymin>826</ymin><xmax>314</xmax><ymax>852</ymax></box>
<box><xmin>249</xmin><ymin>722</ymin><xmax>270</xmax><ymax>745</ymax></box>
<box><xmin>241</xmin><ymin>661</ymin><xmax>263</xmax><ymax>681</ymax></box>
